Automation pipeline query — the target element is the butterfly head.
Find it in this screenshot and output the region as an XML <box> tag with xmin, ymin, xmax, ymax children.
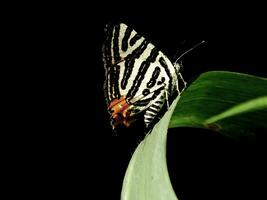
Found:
<box><xmin>107</xmin><ymin>96</ymin><xmax>138</xmax><ymax>129</ymax></box>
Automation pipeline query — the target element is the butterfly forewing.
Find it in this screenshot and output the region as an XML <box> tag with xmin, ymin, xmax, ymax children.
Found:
<box><xmin>103</xmin><ymin>23</ymin><xmax>182</xmax><ymax>129</ymax></box>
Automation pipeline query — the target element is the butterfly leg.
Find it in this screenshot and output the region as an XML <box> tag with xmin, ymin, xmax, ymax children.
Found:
<box><xmin>177</xmin><ymin>72</ymin><xmax>187</xmax><ymax>93</ymax></box>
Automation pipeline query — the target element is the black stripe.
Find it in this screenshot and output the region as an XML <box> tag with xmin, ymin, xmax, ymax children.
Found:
<box><xmin>113</xmin><ymin>25</ymin><xmax>121</xmax><ymax>63</ymax></box>
<box><xmin>144</xmin><ymin>117</ymin><xmax>154</xmax><ymax>121</ymax></box>
<box><xmin>148</xmin><ymin>106</ymin><xmax>158</xmax><ymax>112</ymax></box>
<box><xmin>130</xmin><ymin>33</ymin><xmax>142</xmax><ymax>46</ymax></box>
<box><xmin>147</xmin><ymin>66</ymin><xmax>160</xmax><ymax>88</ymax></box>
<box><xmin>151</xmin><ymin>104</ymin><xmax>161</xmax><ymax>110</ymax></box>
<box><xmin>145</xmin><ymin>110</ymin><xmax>157</xmax><ymax>117</ymax></box>
<box><xmin>133</xmin><ymin>84</ymin><xmax>163</xmax><ymax>107</ymax></box>
<box><xmin>109</xmin><ymin>65</ymin><xmax>115</xmax><ymax>99</ymax></box>
<box><xmin>157</xmin><ymin>77</ymin><xmax>165</xmax><ymax>85</ymax></box>
<box><xmin>103</xmin><ymin>24</ymin><xmax>113</xmax><ymax>68</ymax></box>
<box><xmin>121</xmin><ymin>58</ymin><xmax>134</xmax><ymax>90</ymax></box>
<box><xmin>103</xmin><ymin>75</ymin><xmax>110</xmax><ymax>102</ymax></box>
<box><xmin>142</xmin><ymin>88</ymin><xmax>150</xmax><ymax>96</ymax></box>
<box><xmin>103</xmin><ymin>25</ymin><xmax>113</xmax><ymax>101</ymax></box>
<box><xmin>113</xmin><ymin>64</ymin><xmax>121</xmax><ymax>99</ymax></box>
<box><xmin>127</xmin><ymin>47</ymin><xmax>159</xmax><ymax>99</ymax></box>
<box><xmin>134</xmin><ymin>97</ymin><xmax>153</xmax><ymax>106</ymax></box>
<box><xmin>121</xmin><ymin>40</ymin><xmax>149</xmax><ymax>90</ymax></box>
<box><xmin>145</xmin><ymin>117</ymin><xmax>154</xmax><ymax>120</ymax></box>
<box><xmin>146</xmin><ymin>113</ymin><xmax>156</xmax><ymax>117</ymax></box>
<box><xmin>109</xmin><ymin>64</ymin><xmax>122</xmax><ymax>99</ymax></box>
<box><xmin>109</xmin><ymin>25</ymin><xmax>123</xmax><ymax>99</ymax></box>
<box><xmin>159</xmin><ymin>57</ymin><xmax>172</xmax><ymax>93</ymax></box>
<box><xmin>147</xmin><ymin>107</ymin><xmax>158</xmax><ymax>113</ymax></box>
<box><xmin>122</xmin><ymin>26</ymin><xmax>132</xmax><ymax>52</ymax></box>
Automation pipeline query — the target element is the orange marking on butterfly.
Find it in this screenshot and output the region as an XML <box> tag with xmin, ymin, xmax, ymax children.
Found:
<box><xmin>108</xmin><ymin>96</ymin><xmax>136</xmax><ymax>129</ymax></box>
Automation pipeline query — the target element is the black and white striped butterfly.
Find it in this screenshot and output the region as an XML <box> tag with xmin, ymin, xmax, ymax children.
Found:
<box><xmin>102</xmin><ymin>23</ymin><xmax>187</xmax><ymax>130</ymax></box>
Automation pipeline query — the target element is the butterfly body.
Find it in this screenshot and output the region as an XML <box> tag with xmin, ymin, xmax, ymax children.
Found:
<box><xmin>103</xmin><ymin>23</ymin><xmax>185</xmax><ymax>129</ymax></box>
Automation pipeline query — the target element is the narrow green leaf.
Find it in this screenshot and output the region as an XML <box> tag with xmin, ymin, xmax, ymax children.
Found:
<box><xmin>121</xmin><ymin>97</ymin><xmax>180</xmax><ymax>200</ymax></box>
<box><xmin>205</xmin><ymin>96</ymin><xmax>267</xmax><ymax>124</ymax></box>
<box><xmin>169</xmin><ymin>71</ymin><xmax>267</xmax><ymax>139</ymax></box>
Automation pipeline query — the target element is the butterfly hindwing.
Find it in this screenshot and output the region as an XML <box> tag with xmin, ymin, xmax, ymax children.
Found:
<box><xmin>103</xmin><ymin>23</ymin><xmax>182</xmax><ymax>129</ymax></box>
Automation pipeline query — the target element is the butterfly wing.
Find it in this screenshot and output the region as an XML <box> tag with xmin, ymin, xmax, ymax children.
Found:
<box><xmin>103</xmin><ymin>23</ymin><xmax>181</xmax><ymax>128</ymax></box>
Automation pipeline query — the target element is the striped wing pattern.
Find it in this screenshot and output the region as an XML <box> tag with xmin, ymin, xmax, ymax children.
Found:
<box><xmin>103</xmin><ymin>23</ymin><xmax>183</xmax><ymax>129</ymax></box>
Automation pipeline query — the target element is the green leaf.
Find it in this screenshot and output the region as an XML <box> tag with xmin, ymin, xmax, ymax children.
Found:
<box><xmin>121</xmin><ymin>97</ymin><xmax>180</xmax><ymax>200</ymax></box>
<box><xmin>170</xmin><ymin>71</ymin><xmax>267</xmax><ymax>139</ymax></box>
<box><xmin>121</xmin><ymin>71</ymin><xmax>267</xmax><ymax>200</ymax></box>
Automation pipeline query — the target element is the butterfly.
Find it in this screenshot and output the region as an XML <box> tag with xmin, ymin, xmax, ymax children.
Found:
<box><xmin>102</xmin><ymin>23</ymin><xmax>189</xmax><ymax>130</ymax></box>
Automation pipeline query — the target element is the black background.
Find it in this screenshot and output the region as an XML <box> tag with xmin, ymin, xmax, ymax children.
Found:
<box><xmin>22</xmin><ymin>3</ymin><xmax>267</xmax><ymax>199</ymax></box>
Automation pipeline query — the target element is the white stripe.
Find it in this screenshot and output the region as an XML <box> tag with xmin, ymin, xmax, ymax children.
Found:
<box><xmin>110</xmin><ymin>28</ymin><xmax>115</xmax><ymax>65</ymax></box>
<box><xmin>146</xmin><ymin>111</ymin><xmax>157</xmax><ymax>116</ymax></box>
<box><xmin>120</xmin><ymin>43</ymin><xmax>152</xmax><ymax>95</ymax></box>
<box><xmin>147</xmin><ymin>106</ymin><xmax>159</xmax><ymax>113</ymax></box>
<box><xmin>118</xmin><ymin>24</ymin><xmax>127</xmax><ymax>57</ymax></box>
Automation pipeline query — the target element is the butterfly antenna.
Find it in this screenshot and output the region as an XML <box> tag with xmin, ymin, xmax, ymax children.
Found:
<box><xmin>172</xmin><ymin>40</ymin><xmax>186</xmax><ymax>64</ymax></box>
<box><xmin>174</xmin><ymin>40</ymin><xmax>205</xmax><ymax>66</ymax></box>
